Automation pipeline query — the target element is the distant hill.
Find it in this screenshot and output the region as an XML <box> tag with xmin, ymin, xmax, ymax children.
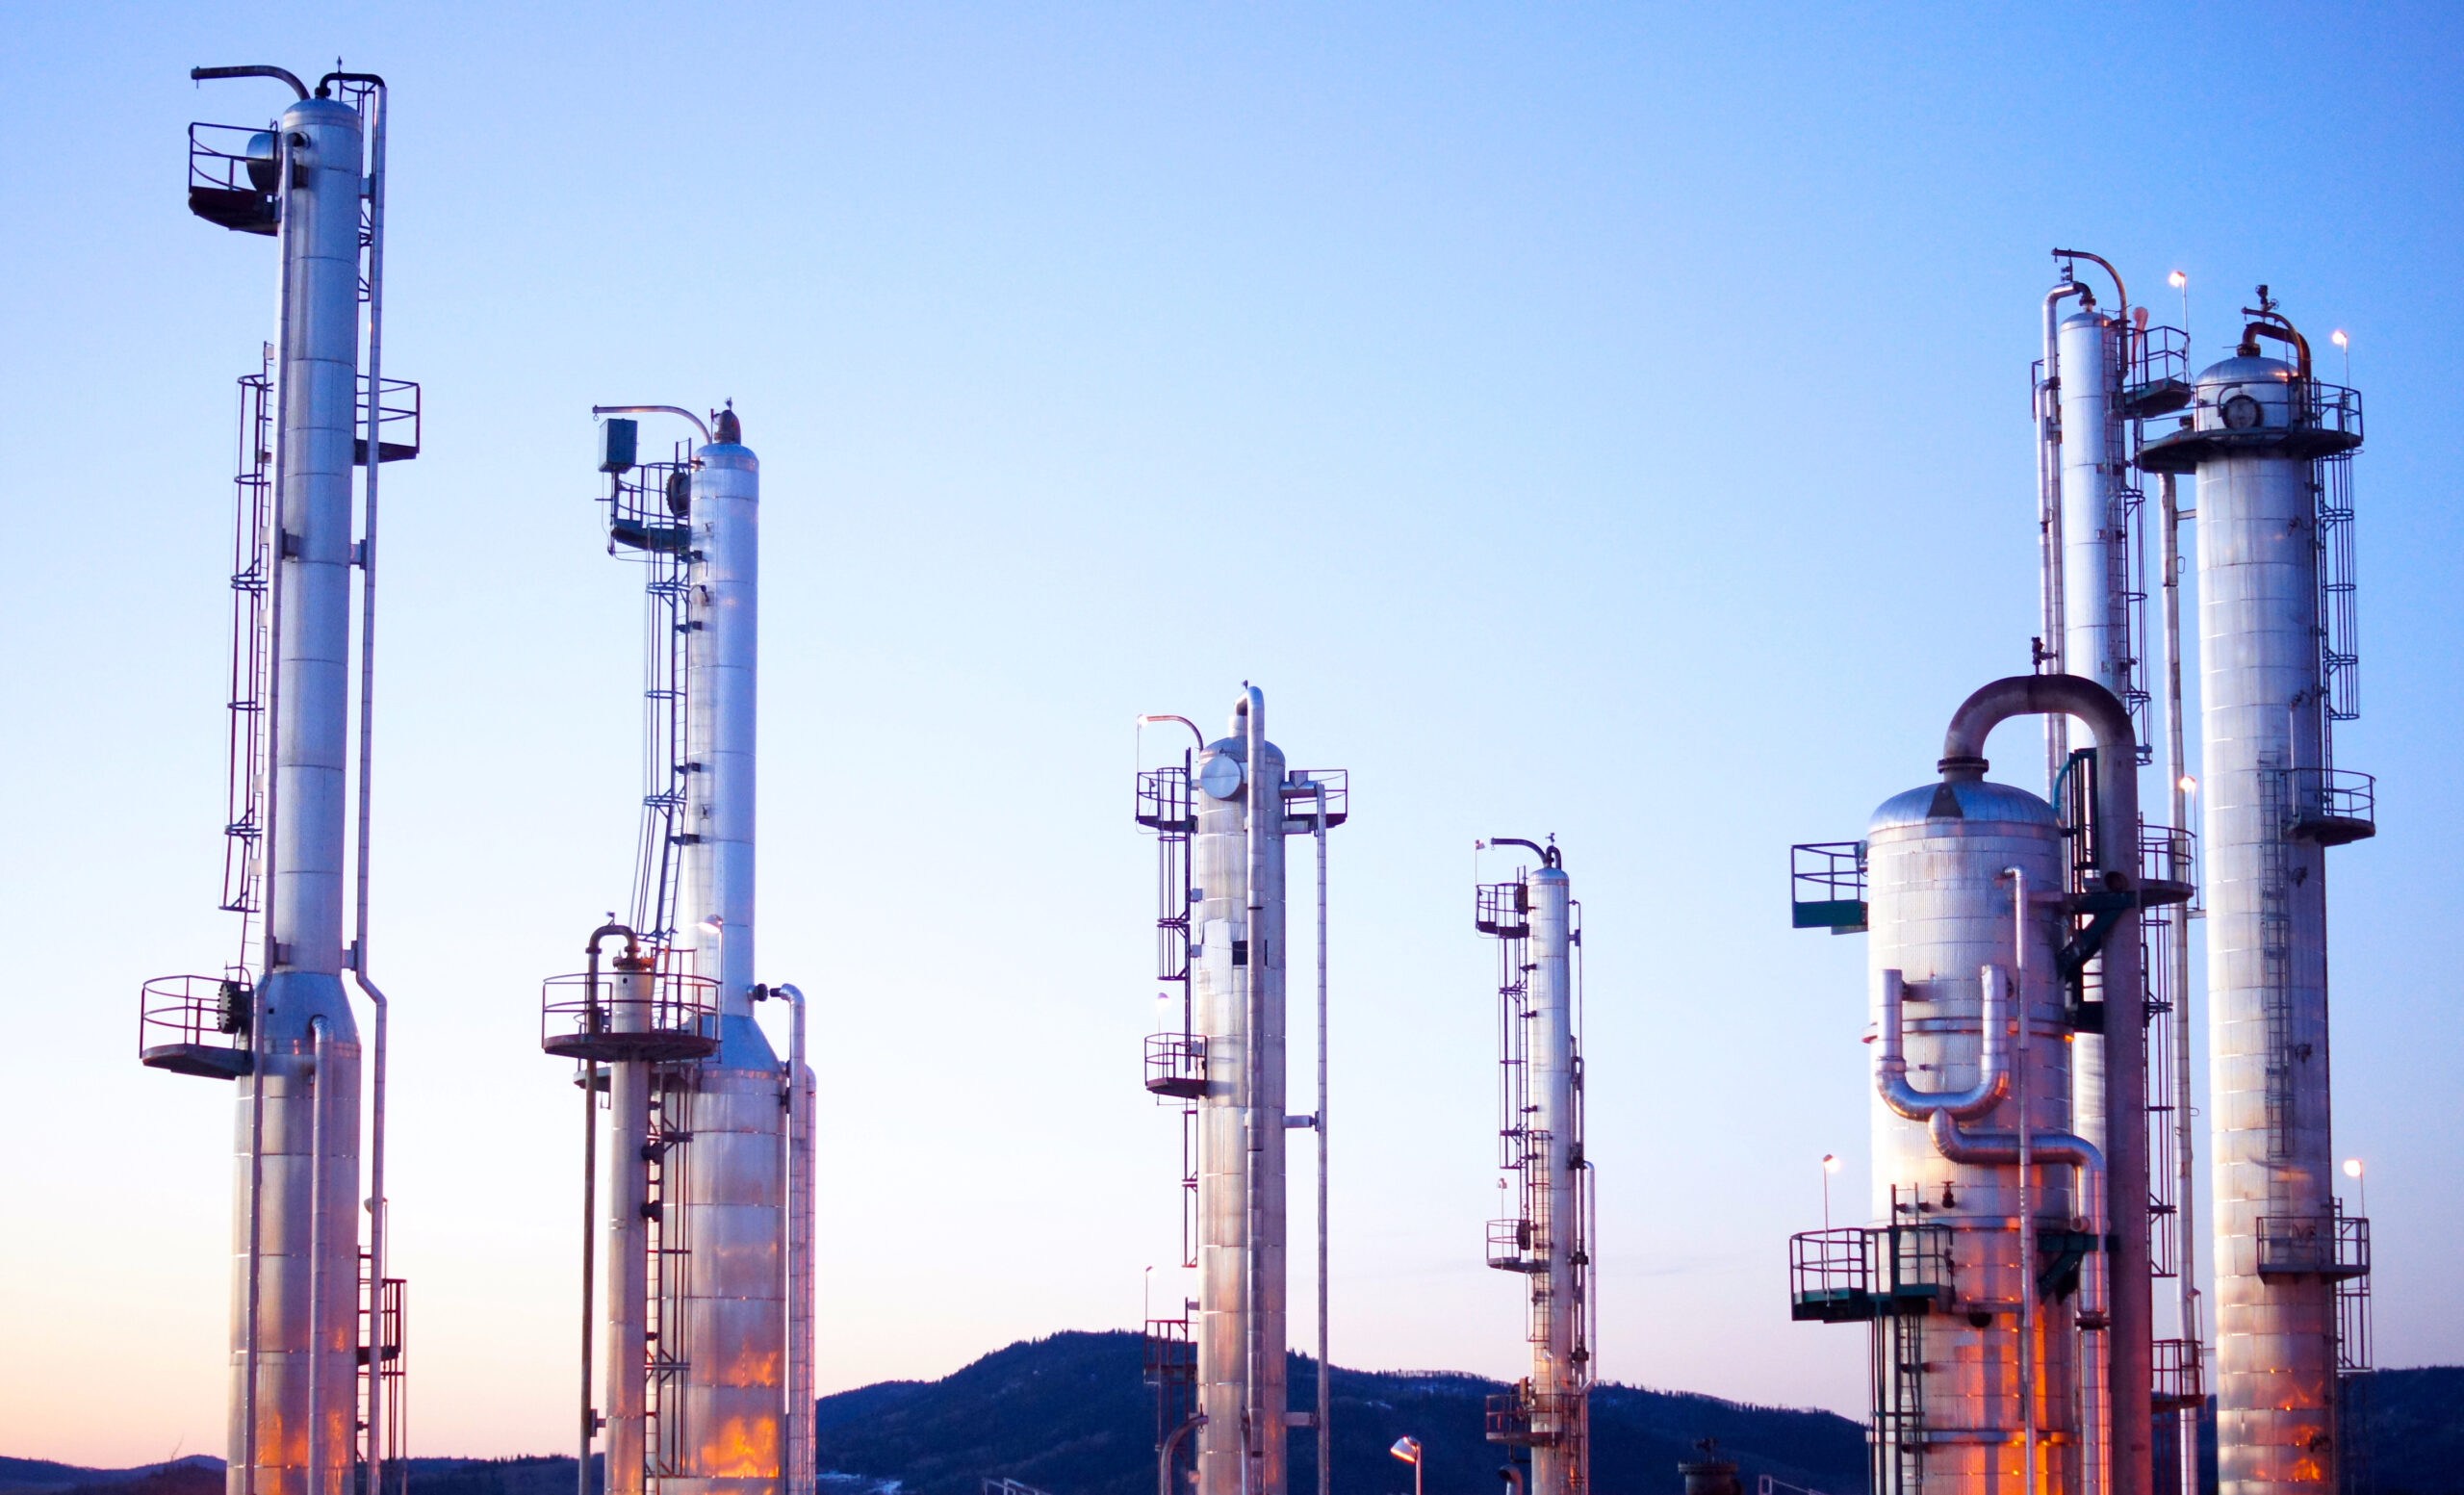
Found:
<box><xmin>808</xmin><ymin>1330</ymin><xmax>1866</xmax><ymax>1495</ymax></box>
<box><xmin>0</xmin><ymin>1459</ymin><xmax>223</xmax><ymax>1495</ymax></box>
<box><xmin>26</xmin><ymin>1358</ymin><xmax>2458</xmax><ymax>1495</ymax></box>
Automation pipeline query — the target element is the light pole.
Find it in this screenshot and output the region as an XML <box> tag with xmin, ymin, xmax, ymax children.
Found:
<box><xmin>1822</xmin><ymin>1153</ymin><xmax>1840</xmax><ymax>1231</ymax></box>
<box><xmin>2169</xmin><ymin>270</ymin><xmax>2189</xmax><ymax>348</ymax></box>
<box><xmin>2343</xmin><ymin>1158</ymin><xmax>2366</xmax><ymax>1219</ymax></box>
<box><xmin>1392</xmin><ymin>1436</ymin><xmax>1424</xmax><ymax>1495</ymax></box>
<box><xmin>2332</xmin><ymin>329</ymin><xmax>2351</xmax><ymax>386</ymax></box>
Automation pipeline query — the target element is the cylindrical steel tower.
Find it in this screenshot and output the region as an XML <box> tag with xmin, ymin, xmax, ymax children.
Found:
<box><xmin>1476</xmin><ymin>844</ymin><xmax>1591</xmax><ymax>1495</ymax></box>
<box><xmin>1194</xmin><ymin>688</ymin><xmax>1290</xmax><ymax>1495</ymax></box>
<box><xmin>240</xmin><ymin>88</ymin><xmax>370</xmax><ymax>1495</ymax></box>
<box><xmin>1864</xmin><ymin>777</ymin><xmax>2088</xmax><ymax>1495</ymax></box>
<box><xmin>669</xmin><ymin>415</ymin><xmax>787</xmax><ymax>1495</ymax></box>
<box><xmin>1787</xmin><ymin>676</ymin><xmax>2150</xmax><ymax>1495</ymax></box>
<box><xmin>2140</xmin><ymin>313</ymin><xmax>2370</xmax><ymax>1495</ymax></box>
<box><xmin>557</xmin><ymin>405</ymin><xmax>812</xmax><ymax>1495</ymax></box>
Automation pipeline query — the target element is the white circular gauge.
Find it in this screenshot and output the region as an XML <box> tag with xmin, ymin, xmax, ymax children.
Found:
<box><xmin>1196</xmin><ymin>752</ymin><xmax>1245</xmax><ymax>800</ymax></box>
<box><xmin>2220</xmin><ymin>393</ymin><xmax>2265</xmax><ymax>430</ymax></box>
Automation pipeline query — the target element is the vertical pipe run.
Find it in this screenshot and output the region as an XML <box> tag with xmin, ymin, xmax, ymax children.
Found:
<box><xmin>1314</xmin><ymin>802</ymin><xmax>1329</xmax><ymax>1495</ymax></box>
<box><xmin>606</xmin><ymin>952</ymin><xmax>653</xmax><ymax>1495</ymax></box>
<box><xmin>777</xmin><ymin>984</ymin><xmax>816</xmax><ymax>1495</ymax></box>
<box><xmin>2008</xmin><ymin>871</ymin><xmax>2036</xmax><ymax>1495</ymax></box>
<box><xmin>1939</xmin><ymin>675</ymin><xmax>2151</xmax><ymax>1495</ymax></box>
<box><xmin>308</xmin><ymin>1019</ymin><xmax>330</xmax><ymax>1495</ymax></box>
<box><xmin>342</xmin><ymin>77</ymin><xmax>392</xmax><ymax>1495</ymax></box>
<box><xmin>2161</xmin><ymin>472</ymin><xmax>2199</xmax><ymax>1495</ymax></box>
<box><xmin>1242</xmin><ymin>686</ymin><xmax>1267</xmax><ymax>1495</ymax></box>
<box><xmin>2040</xmin><ymin>280</ymin><xmax>2092</xmax><ymax>790</ymax></box>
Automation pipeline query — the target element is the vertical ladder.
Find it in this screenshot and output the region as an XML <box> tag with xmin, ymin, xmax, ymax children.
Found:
<box><xmin>646</xmin><ymin>1063</ymin><xmax>693</xmax><ymax>1490</ymax></box>
<box><xmin>220</xmin><ymin>355</ymin><xmax>276</xmax><ymax>967</ymax></box>
<box><xmin>355</xmin><ymin>1252</ymin><xmax>405</xmax><ymax>1495</ymax></box>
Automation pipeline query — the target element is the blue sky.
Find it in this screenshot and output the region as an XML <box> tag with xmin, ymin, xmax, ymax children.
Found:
<box><xmin>4</xmin><ymin>0</ymin><xmax>2460</xmax><ymax>1466</ymax></box>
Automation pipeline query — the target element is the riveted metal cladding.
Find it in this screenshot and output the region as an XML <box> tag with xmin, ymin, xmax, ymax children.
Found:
<box><xmin>232</xmin><ymin>90</ymin><xmax>369</xmax><ymax>1495</ymax></box>
<box><xmin>1865</xmin><ymin>781</ymin><xmax>2080</xmax><ymax>1495</ymax></box>
<box><xmin>1193</xmin><ymin>696</ymin><xmax>1290</xmax><ymax>1495</ymax></box>
<box><xmin>1526</xmin><ymin>864</ymin><xmax>1588</xmax><ymax>1495</ymax></box>
<box><xmin>667</xmin><ymin>432</ymin><xmax>786</xmax><ymax>1495</ymax></box>
<box><xmin>2182</xmin><ymin>353</ymin><xmax>2342</xmax><ymax>1495</ymax></box>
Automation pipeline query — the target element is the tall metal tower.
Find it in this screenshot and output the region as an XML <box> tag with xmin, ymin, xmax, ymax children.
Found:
<box><xmin>542</xmin><ymin>406</ymin><xmax>817</xmax><ymax>1495</ymax></box>
<box><xmin>1136</xmin><ymin>690</ymin><xmax>1345</xmax><ymax>1495</ymax></box>
<box><xmin>1788</xmin><ymin>676</ymin><xmax>2153</xmax><ymax>1495</ymax></box>
<box><xmin>2140</xmin><ymin>293</ymin><xmax>2374</xmax><ymax>1495</ymax></box>
<box><xmin>142</xmin><ymin>63</ymin><xmax>416</xmax><ymax>1495</ymax></box>
<box><xmin>2033</xmin><ymin>249</ymin><xmax>2208</xmax><ymax>1495</ymax></box>
<box><xmin>1476</xmin><ymin>840</ymin><xmax>1593</xmax><ymax>1495</ymax></box>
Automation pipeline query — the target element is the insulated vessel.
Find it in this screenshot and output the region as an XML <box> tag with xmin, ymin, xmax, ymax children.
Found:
<box><xmin>1476</xmin><ymin>842</ymin><xmax>1592</xmax><ymax>1495</ymax></box>
<box><xmin>2140</xmin><ymin>299</ymin><xmax>2373</xmax><ymax>1495</ymax></box>
<box><xmin>143</xmin><ymin>64</ymin><xmax>413</xmax><ymax>1495</ymax></box>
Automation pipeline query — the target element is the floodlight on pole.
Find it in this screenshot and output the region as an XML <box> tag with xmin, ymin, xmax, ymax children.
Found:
<box><xmin>1822</xmin><ymin>1153</ymin><xmax>1840</xmax><ymax>1230</ymax></box>
<box><xmin>1392</xmin><ymin>1437</ymin><xmax>1424</xmax><ymax>1495</ymax></box>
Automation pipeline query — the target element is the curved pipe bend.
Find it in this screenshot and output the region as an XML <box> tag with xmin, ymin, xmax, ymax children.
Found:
<box><xmin>1875</xmin><ymin>967</ymin><xmax>2009</xmax><ymax>1121</ymax></box>
<box><xmin>1926</xmin><ymin>1114</ymin><xmax>2109</xmax><ymax>1306</ymax></box>
<box><xmin>1938</xmin><ymin>673</ymin><xmax>2135</xmax><ymax>785</ymax></box>
<box><xmin>191</xmin><ymin>64</ymin><xmax>309</xmax><ymax>99</ymax></box>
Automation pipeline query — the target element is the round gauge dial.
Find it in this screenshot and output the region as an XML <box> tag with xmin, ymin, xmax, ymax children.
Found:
<box><xmin>1196</xmin><ymin>751</ymin><xmax>1245</xmax><ymax>800</ymax></box>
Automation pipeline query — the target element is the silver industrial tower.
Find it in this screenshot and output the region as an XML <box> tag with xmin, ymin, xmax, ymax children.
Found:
<box><xmin>540</xmin><ymin>406</ymin><xmax>818</xmax><ymax>1495</ymax></box>
<box><xmin>1137</xmin><ymin>691</ymin><xmax>1346</xmax><ymax>1495</ymax></box>
<box><xmin>1476</xmin><ymin>840</ymin><xmax>1595</xmax><ymax>1495</ymax></box>
<box><xmin>1792</xmin><ymin>676</ymin><xmax>2153</xmax><ymax>1495</ymax></box>
<box><xmin>2140</xmin><ymin>294</ymin><xmax>2374</xmax><ymax>1495</ymax></box>
<box><xmin>142</xmin><ymin>64</ymin><xmax>416</xmax><ymax>1495</ymax></box>
<box><xmin>1788</xmin><ymin>259</ymin><xmax>2376</xmax><ymax>1495</ymax></box>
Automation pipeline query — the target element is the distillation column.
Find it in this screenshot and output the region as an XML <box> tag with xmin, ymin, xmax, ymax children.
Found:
<box><xmin>671</xmin><ymin>412</ymin><xmax>789</xmax><ymax>1495</ymax></box>
<box><xmin>240</xmin><ymin>86</ymin><xmax>369</xmax><ymax>1495</ymax></box>
<box><xmin>1477</xmin><ymin>845</ymin><xmax>1591</xmax><ymax>1495</ymax></box>
<box><xmin>1194</xmin><ymin>689</ymin><xmax>1291</xmax><ymax>1495</ymax></box>
<box><xmin>1863</xmin><ymin>772</ymin><xmax>2086</xmax><ymax>1495</ymax></box>
<box><xmin>2140</xmin><ymin>319</ymin><xmax>2369</xmax><ymax>1495</ymax></box>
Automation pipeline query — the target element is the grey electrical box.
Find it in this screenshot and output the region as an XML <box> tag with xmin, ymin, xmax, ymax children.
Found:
<box><xmin>599</xmin><ymin>417</ymin><xmax>639</xmax><ymax>474</ymax></box>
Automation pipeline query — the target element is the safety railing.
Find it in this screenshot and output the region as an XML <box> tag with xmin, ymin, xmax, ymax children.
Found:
<box><xmin>139</xmin><ymin>973</ymin><xmax>256</xmax><ymax>1078</ymax></box>
<box><xmin>1143</xmin><ymin>1032</ymin><xmax>1208</xmax><ymax>1100</ymax></box>
<box><xmin>1283</xmin><ymin>768</ymin><xmax>1349</xmax><ymax>829</ymax></box>
<box><xmin>2152</xmin><ymin>1337</ymin><xmax>2204</xmax><ymax>1411</ymax></box>
<box><xmin>539</xmin><ymin>967</ymin><xmax>720</xmax><ymax>1063</ymax></box>
<box><xmin>2139</xmin><ymin>822</ymin><xmax>2197</xmax><ymax>906</ymax></box>
<box><xmin>1788</xmin><ymin>1224</ymin><xmax>1953</xmax><ymax>1322</ymax></box>
<box><xmin>2284</xmin><ymin>767</ymin><xmax>2375</xmax><ymax>846</ymax></box>
<box><xmin>357</xmin><ymin>374</ymin><xmax>422</xmax><ymax>464</ymax></box>
<box><xmin>1484</xmin><ymin>1387</ymin><xmax>1582</xmax><ymax>1447</ymax></box>
<box><xmin>2300</xmin><ymin>381</ymin><xmax>2366</xmax><ymax>443</ymax></box>
<box><xmin>2257</xmin><ymin>1211</ymin><xmax>2371</xmax><ymax>1281</ymax></box>
<box><xmin>1476</xmin><ymin>880</ymin><xmax>1531</xmax><ymax>940</ymax></box>
<box><xmin>1142</xmin><ymin>1316</ymin><xmax>1195</xmax><ymax>1385</ymax></box>
<box><xmin>188</xmin><ymin>121</ymin><xmax>280</xmax><ymax>235</ymax></box>
<box><xmin>1135</xmin><ymin>765</ymin><xmax>1194</xmax><ymax>834</ymax></box>
<box><xmin>2123</xmin><ymin>324</ymin><xmax>2194</xmax><ymax>419</ymax></box>
<box><xmin>1790</xmin><ymin>841</ymin><xmax>1868</xmax><ymax>932</ymax></box>
<box><xmin>1488</xmin><ymin>1217</ymin><xmax>1547</xmax><ymax>1274</ymax></box>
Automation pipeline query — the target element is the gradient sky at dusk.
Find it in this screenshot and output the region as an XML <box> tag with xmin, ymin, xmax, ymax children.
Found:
<box><xmin>5</xmin><ymin>0</ymin><xmax>2461</xmax><ymax>1468</ymax></box>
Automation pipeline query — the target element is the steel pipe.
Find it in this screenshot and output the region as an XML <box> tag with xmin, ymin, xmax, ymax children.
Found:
<box><xmin>1937</xmin><ymin>674</ymin><xmax>2150</xmax><ymax>1495</ymax></box>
